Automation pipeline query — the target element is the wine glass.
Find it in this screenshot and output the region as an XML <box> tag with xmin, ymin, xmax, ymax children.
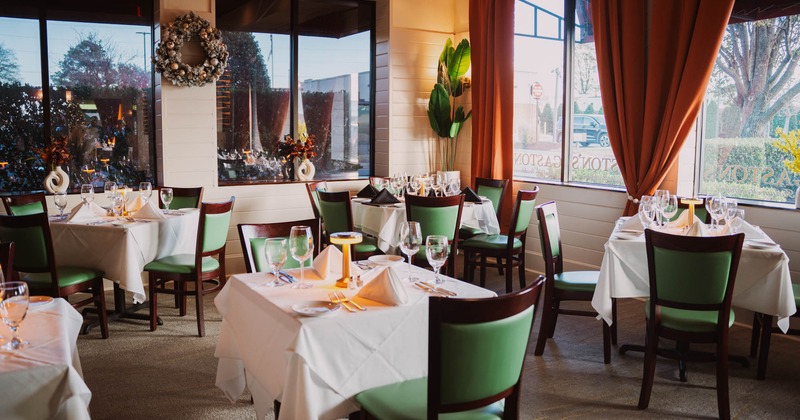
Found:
<box><xmin>80</xmin><ymin>184</ymin><xmax>94</xmax><ymax>206</ymax></box>
<box><xmin>289</xmin><ymin>226</ymin><xmax>314</xmax><ymax>289</ymax></box>
<box><xmin>407</xmin><ymin>178</ymin><xmax>420</xmax><ymax>196</ymax></box>
<box><xmin>638</xmin><ymin>201</ymin><xmax>655</xmax><ymax>229</ymax></box>
<box><xmin>54</xmin><ymin>191</ymin><xmax>68</xmax><ymax>217</ymax></box>
<box><xmin>425</xmin><ymin>235</ymin><xmax>450</xmax><ymax>284</ymax></box>
<box><xmin>264</xmin><ymin>238</ymin><xmax>288</xmax><ymax>287</ymax></box>
<box><xmin>104</xmin><ymin>181</ymin><xmax>117</xmax><ymax>203</ymax></box>
<box><xmin>653</xmin><ymin>189</ymin><xmax>669</xmax><ymax>227</ymax></box>
<box><xmin>111</xmin><ymin>193</ymin><xmax>124</xmax><ymax>217</ymax></box>
<box><xmin>662</xmin><ymin>196</ymin><xmax>679</xmax><ymax>226</ymax></box>
<box><xmin>399</xmin><ymin>221</ymin><xmax>422</xmax><ymax>282</ymax></box>
<box><xmin>706</xmin><ymin>195</ymin><xmax>724</xmax><ymax>230</ymax></box>
<box><xmin>729</xmin><ymin>209</ymin><xmax>745</xmax><ymax>234</ymax></box>
<box><xmin>722</xmin><ymin>198</ymin><xmax>738</xmax><ymax>227</ymax></box>
<box><xmin>160</xmin><ymin>188</ymin><xmax>174</xmax><ymax>214</ymax></box>
<box><xmin>139</xmin><ymin>182</ymin><xmax>153</xmax><ymax>204</ymax></box>
<box><xmin>1</xmin><ymin>281</ymin><xmax>29</xmax><ymax>350</ymax></box>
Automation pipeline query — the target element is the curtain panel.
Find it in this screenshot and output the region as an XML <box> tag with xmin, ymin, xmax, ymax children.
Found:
<box><xmin>469</xmin><ymin>0</ymin><xmax>515</xmax><ymax>227</ymax></box>
<box><xmin>592</xmin><ymin>0</ymin><xmax>734</xmax><ymax>215</ymax></box>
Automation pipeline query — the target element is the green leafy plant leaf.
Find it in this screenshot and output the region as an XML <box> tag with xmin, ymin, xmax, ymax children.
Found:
<box><xmin>428</xmin><ymin>84</ymin><xmax>451</xmax><ymax>138</ymax></box>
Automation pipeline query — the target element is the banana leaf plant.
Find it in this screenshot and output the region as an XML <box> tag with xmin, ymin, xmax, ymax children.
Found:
<box><xmin>427</xmin><ymin>38</ymin><xmax>472</xmax><ymax>172</ymax></box>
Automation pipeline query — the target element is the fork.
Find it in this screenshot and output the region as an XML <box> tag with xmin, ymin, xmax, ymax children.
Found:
<box><xmin>337</xmin><ymin>291</ymin><xmax>366</xmax><ymax>311</ymax></box>
<box><xmin>329</xmin><ymin>292</ymin><xmax>355</xmax><ymax>312</ymax></box>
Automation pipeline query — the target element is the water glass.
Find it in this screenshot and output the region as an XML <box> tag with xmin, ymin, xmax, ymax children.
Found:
<box><xmin>662</xmin><ymin>196</ymin><xmax>679</xmax><ymax>226</ymax></box>
<box><xmin>160</xmin><ymin>188</ymin><xmax>174</xmax><ymax>213</ymax></box>
<box><xmin>290</xmin><ymin>226</ymin><xmax>314</xmax><ymax>289</ymax></box>
<box><xmin>139</xmin><ymin>182</ymin><xmax>153</xmax><ymax>204</ymax></box>
<box><xmin>264</xmin><ymin>238</ymin><xmax>288</xmax><ymax>287</ymax></box>
<box><xmin>706</xmin><ymin>195</ymin><xmax>725</xmax><ymax>230</ymax></box>
<box><xmin>425</xmin><ymin>235</ymin><xmax>450</xmax><ymax>284</ymax></box>
<box><xmin>104</xmin><ymin>181</ymin><xmax>117</xmax><ymax>201</ymax></box>
<box><xmin>54</xmin><ymin>191</ymin><xmax>68</xmax><ymax>217</ymax></box>
<box><xmin>653</xmin><ymin>189</ymin><xmax>669</xmax><ymax>227</ymax></box>
<box><xmin>722</xmin><ymin>198</ymin><xmax>738</xmax><ymax>226</ymax></box>
<box><xmin>399</xmin><ymin>221</ymin><xmax>422</xmax><ymax>282</ymax></box>
<box><xmin>638</xmin><ymin>201</ymin><xmax>655</xmax><ymax>229</ymax></box>
<box><xmin>729</xmin><ymin>209</ymin><xmax>745</xmax><ymax>234</ymax></box>
<box><xmin>80</xmin><ymin>184</ymin><xmax>94</xmax><ymax>205</ymax></box>
<box><xmin>1</xmin><ymin>281</ymin><xmax>29</xmax><ymax>350</ymax></box>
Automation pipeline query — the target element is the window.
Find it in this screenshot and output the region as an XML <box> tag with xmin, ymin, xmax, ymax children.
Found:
<box><xmin>0</xmin><ymin>4</ymin><xmax>154</xmax><ymax>194</ymax></box>
<box><xmin>698</xmin><ymin>16</ymin><xmax>800</xmax><ymax>205</ymax></box>
<box><xmin>216</xmin><ymin>0</ymin><xmax>374</xmax><ymax>184</ymax></box>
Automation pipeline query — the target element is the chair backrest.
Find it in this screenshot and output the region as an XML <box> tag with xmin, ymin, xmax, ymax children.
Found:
<box><xmin>316</xmin><ymin>190</ymin><xmax>354</xmax><ymax>235</ymax></box>
<box><xmin>305</xmin><ymin>181</ymin><xmax>328</xmax><ymax>219</ymax></box>
<box><xmin>536</xmin><ymin>201</ymin><xmax>563</xmax><ymax>276</ymax></box>
<box><xmin>645</xmin><ymin>229</ymin><xmax>744</xmax><ymax>329</ymax></box>
<box><xmin>405</xmin><ymin>194</ymin><xmax>464</xmax><ymax>242</ymax></box>
<box><xmin>427</xmin><ymin>275</ymin><xmax>544</xmax><ymax>418</ymax></box>
<box><xmin>237</xmin><ymin>218</ymin><xmax>321</xmax><ymax>273</ymax></box>
<box><xmin>0</xmin><ymin>242</ymin><xmax>15</xmax><ymax>284</ymax></box>
<box><xmin>474</xmin><ymin>177</ymin><xmax>508</xmax><ymax>219</ymax></box>
<box><xmin>2</xmin><ymin>192</ymin><xmax>47</xmax><ymax>216</ymax></box>
<box><xmin>196</xmin><ymin>197</ymin><xmax>235</xmax><ymax>264</ymax></box>
<box><xmin>159</xmin><ymin>186</ymin><xmax>204</xmax><ymax>210</ymax></box>
<box><xmin>0</xmin><ymin>213</ymin><xmax>59</xmax><ymax>295</ymax></box>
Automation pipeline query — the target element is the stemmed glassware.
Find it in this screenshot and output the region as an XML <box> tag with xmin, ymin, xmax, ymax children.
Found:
<box><xmin>399</xmin><ymin>221</ymin><xmax>422</xmax><ymax>282</ymax></box>
<box><xmin>729</xmin><ymin>209</ymin><xmax>745</xmax><ymax>234</ymax></box>
<box><xmin>264</xmin><ymin>238</ymin><xmax>288</xmax><ymax>287</ymax></box>
<box><xmin>722</xmin><ymin>198</ymin><xmax>738</xmax><ymax>228</ymax></box>
<box><xmin>289</xmin><ymin>226</ymin><xmax>314</xmax><ymax>289</ymax></box>
<box><xmin>662</xmin><ymin>196</ymin><xmax>679</xmax><ymax>227</ymax></box>
<box><xmin>407</xmin><ymin>178</ymin><xmax>420</xmax><ymax>196</ymax></box>
<box><xmin>54</xmin><ymin>191</ymin><xmax>68</xmax><ymax>218</ymax></box>
<box><xmin>653</xmin><ymin>189</ymin><xmax>669</xmax><ymax>227</ymax></box>
<box><xmin>638</xmin><ymin>200</ymin><xmax>655</xmax><ymax>229</ymax></box>
<box><xmin>139</xmin><ymin>182</ymin><xmax>153</xmax><ymax>204</ymax></box>
<box><xmin>425</xmin><ymin>235</ymin><xmax>450</xmax><ymax>284</ymax></box>
<box><xmin>1</xmin><ymin>281</ymin><xmax>29</xmax><ymax>350</ymax></box>
<box><xmin>104</xmin><ymin>181</ymin><xmax>117</xmax><ymax>203</ymax></box>
<box><xmin>160</xmin><ymin>188</ymin><xmax>174</xmax><ymax>214</ymax></box>
<box><xmin>706</xmin><ymin>195</ymin><xmax>724</xmax><ymax>230</ymax></box>
<box><xmin>80</xmin><ymin>184</ymin><xmax>94</xmax><ymax>206</ymax></box>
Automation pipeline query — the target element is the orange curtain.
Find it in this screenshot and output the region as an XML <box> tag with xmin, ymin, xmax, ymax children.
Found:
<box><xmin>592</xmin><ymin>0</ymin><xmax>734</xmax><ymax>215</ymax></box>
<box><xmin>469</xmin><ymin>0</ymin><xmax>515</xmax><ymax>226</ymax></box>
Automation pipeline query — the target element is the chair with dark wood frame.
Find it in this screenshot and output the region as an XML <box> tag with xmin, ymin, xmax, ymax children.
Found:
<box><xmin>638</xmin><ymin>229</ymin><xmax>744</xmax><ymax>420</ymax></box>
<box><xmin>237</xmin><ymin>218</ymin><xmax>322</xmax><ymax>273</ymax></box>
<box><xmin>2</xmin><ymin>191</ymin><xmax>48</xmax><ymax>215</ymax></box>
<box><xmin>144</xmin><ymin>197</ymin><xmax>234</xmax><ymax>337</ymax></box>
<box><xmin>355</xmin><ymin>275</ymin><xmax>545</xmax><ymax>419</ymax></box>
<box><xmin>405</xmin><ymin>194</ymin><xmax>464</xmax><ymax>278</ymax></box>
<box><xmin>462</xmin><ymin>187</ymin><xmax>539</xmax><ymax>293</ymax></box>
<box><xmin>305</xmin><ymin>181</ymin><xmax>328</xmax><ymax>219</ymax></box>
<box><xmin>749</xmin><ymin>289</ymin><xmax>800</xmax><ymax>380</ymax></box>
<box><xmin>316</xmin><ymin>191</ymin><xmax>381</xmax><ymax>260</ymax></box>
<box><xmin>534</xmin><ymin>201</ymin><xmax>616</xmax><ymax>364</ymax></box>
<box><xmin>0</xmin><ymin>242</ymin><xmax>14</xmax><ymax>284</ymax></box>
<box><xmin>157</xmin><ymin>186</ymin><xmax>204</xmax><ymax>210</ymax></box>
<box><xmin>0</xmin><ymin>213</ymin><xmax>108</xmax><ymax>338</ymax></box>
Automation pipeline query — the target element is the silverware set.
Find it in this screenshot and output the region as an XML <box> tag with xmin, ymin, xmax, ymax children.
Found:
<box><xmin>414</xmin><ymin>281</ymin><xmax>457</xmax><ymax>297</ymax></box>
<box><xmin>328</xmin><ymin>291</ymin><xmax>366</xmax><ymax>312</ymax></box>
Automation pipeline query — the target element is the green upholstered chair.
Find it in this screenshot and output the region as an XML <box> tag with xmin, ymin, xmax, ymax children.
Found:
<box><xmin>144</xmin><ymin>197</ymin><xmax>234</xmax><ymax>337</ymax></box>
<box><xmin>0</xmin><ymin>242</ymin><xmax>14</xmax><ymax>283</ymax></box>
<box><xmin>462</xmin><ymin>188</ymin><xmax>539</xmax><ymax>293</ymax></box>
<box><xmin>750</xmin><ymin>286</ymin><xmax>800</xmax><ymax>380</ymax></box>
<box><xmin>405</xmin><ymin>194</ymin><xmax>464</xmax><ymax>278</ymax></box>
<box><xmin>355</xmin><ymin>275</ymin><xmax>545</xmax><ymax>420</ymax></box>
<box><xmin>305</xmin><ymin>181</ymin><xmax>328</xmax><ymax>219</ymax></box>
<box><xmin>316</xmin><ymin>190</ymin><xmax>381</xmax><ymax>260</ymax></box>
<box><xmin>638</xmin><ymin>230</ymin><xmax>744</xmax><ymax>420</ymax></box>
<box><xmin>2</xmin><ymin>191</ymin><xmax>48</xmax><ymax>216</ymax></box>
<box><xmin>534</xmin><ymin>201</ymin><xmax>616</xmax><ymax>364</ymax></box>
<box><xmin>237</xmin><ymin>218</ymin><xmax>321</xmax><ymax>273</ymax></box>
<box><xmin>0</xmin><ymin>213</ymin><xmax>108</xmax><ymax>338</ymax></box>
<box><xmin>459</xmin><ymin>177</ymin><xmax>509</xmax><ymax>241</ymax></box>
<box><xmin>158</xmin><ymin>186</ymin><xmax>203</xmax><ymax>210</ymax></box>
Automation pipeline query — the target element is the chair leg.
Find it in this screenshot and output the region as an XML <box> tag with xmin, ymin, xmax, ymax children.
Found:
<box><xmin>602</xmin><ymin>321</ymin><xmax>611</xmax><ymax>364</ymax></box>
<box><xmin>504</xmin><ymin>253</ymin><xmax>513</xmax><ymax>293</ymax></box>
<box><xmin>749</xmin><ymin>312</ymin><xmax>761</xmax><ymax>357</ymax></box>
<box><xmin>518</xmin><ymin>254</ymin><xmax>526</xmax><ymax>290</ymax></box>
<box><xmin>611</xmin><ymin>298</ymin><xmax>618</xmax><ymax>346</ymax></box>
<box><xmin>149</xmin><ymin>274</ymin><xmax>158</xmax><ymax>332</ymax></box>
<box><xmin>94</xmin><ymin>277</ymin><xmax>109</xmax><ymax>339</ymax></box>
<box><xmin>497</xmin><ymin>257</ymin><xmax>504</xmax><ymax>275</ymax></box>
<box><xmin>638</xmin><ymin>326</ymin><xmax>657</xmax><ymax>409</ymax></box>
<box><xmin>479</xmin><ymin>255</ymin><xmax>487</xmax><ymax>288</ymax></box>
<box><xmin>195</xmin><ymin>277</ymin><xmax>205</xmax><ymax>337</ymax></box>
<box><xmin>756</xmin><ymin>314</ymin><xmax>774</xmax><ymax>380</ymax></box>
<box><xmin>174</xmin><ymin>293</ymin><xmax>180</xmax><ymax>309</ymax></box>
<box><xmin>534</xmin><ymin>296</ymin><xmax>556</xmax><ymax>356</ymax></box>
<box><xmin>716</xmin><ymin>340</ymin><xmax>731</xmax><ymax>420</ymax></box>
<box><xmin>180</xmin><ymin>281</ymin><xmax>188</xmax><ymax>317</ymax></box>
<box><xmin>464</xmin><ymin>251</ymin><xmax>474</xmax><ymax>284</ymax></box>
<box><xmin>548</xmin><ymin>301</ymin><xmax>560</xmax><ymax>338</ymax></box>
<box><xmin>677</xmin><ymin>341</ymin><xmax>689</xmax><ymax>382</ymax></box>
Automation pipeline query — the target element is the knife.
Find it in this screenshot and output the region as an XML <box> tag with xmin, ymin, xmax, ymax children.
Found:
<box><xmin>414</xmin><ymin>283</ymin><xmax>448</xmax><ymax>297</ymax></box>
<box><xmin>279</xmin><ymin>270</ymin><xmax>297</xmax><ymax>283</ymax></box>
<box><xmin>416</xmin><ymin>281</ymin><xmax>457</xmax><ymax>297</ymax></box>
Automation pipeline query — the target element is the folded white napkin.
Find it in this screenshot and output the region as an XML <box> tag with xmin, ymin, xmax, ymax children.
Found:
<box><xmin>356</xmin><ymin>266</ymin><xmax>408</xmax><ymax>306</ymax></box>
<box><xmin>67</xmin><ymin>201</ymin><xmax>107</xmax><ymax>223</ymax></box>
<box><xmin>127</xmin><ymin>195</ymin><xmax>145</xmax><ymax>213</ymax></box>
<box><xmin>737</xmin><ymin>220</ymin><xmax>768</xmax><ymax>241</ymax></box>
<box><xmin>133</xmin><ymin>200</ymin><xmax>166</xmax><ymax>220</ymax></box>
<box><xmin>312</xmin><ymin>245</ymin><xmax>363</xmax><ymax>281</ymax></box>
<box><xmin>686</xmin><ymin>220</ymin><xmax>710</xmax><ymax>237</ymax></box>
<box><xmin>619</xmin><ymin>215</ymin><xmax>645</xmax><ymax>233</ymax></box>
<box><xmin>668</xmin><ymin>210</ymin><xmax>700</xmax><ymax>229</ymax></box>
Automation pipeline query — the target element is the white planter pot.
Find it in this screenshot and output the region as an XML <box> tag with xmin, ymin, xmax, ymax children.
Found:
<box><xmin>294</xmin><ymin>158</ymin><xmax>316</xmax><ymax>181</ymax></box>
<box><xmin>44</xmin><ymin>166</ymin><xmax>70</xmax><ymax>193</ymax></box>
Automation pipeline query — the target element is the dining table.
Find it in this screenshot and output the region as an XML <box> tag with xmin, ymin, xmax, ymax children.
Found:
<box><xmin>592</xmin><ymin>218</ymin><xmax>796</xmax><ymax>333</ymax></box>
<box><xmin>350</xmin><ymin>196</ymin><xmax>501</xmax><ymax>252</ymax></box>
<box><xmin>214</xmin><ymin>262</ymin><xmax>496</xmax><ymax>420</ymax></box>
<box><xmin>0</xmin><ymin>297</ymin><xmax>92</xmax><ymax>420</ymax></box>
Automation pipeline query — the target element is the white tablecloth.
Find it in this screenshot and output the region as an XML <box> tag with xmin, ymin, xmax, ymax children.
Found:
<box><xmin>592</xmin><ymin>220</ymin><xmax>796</xmax><ymax>333</ymax></box>
<box><xmin>214</xmin><ymin>264</ymin><xmax>495</xmax><ymax>420</ymax></box>
<box><xmin>351</xmin><ymin>198</ymin><xmax>501</xmax><ymax>252</ymax></box>
<box><xmin>0</xmin><ymin>298</ymin><xmax>91</xmax><ymax>420</ymax></box>
<box><xmin>50</xmin><ymin>213</ymin><xmax>198</xmax><ymax>303</ymax></box>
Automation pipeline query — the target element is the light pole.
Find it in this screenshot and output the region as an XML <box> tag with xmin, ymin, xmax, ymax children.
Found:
<box><xmin>136</xmin><ymin>31</ymin><xmax>150</xmax><ymax>72</ymax></box>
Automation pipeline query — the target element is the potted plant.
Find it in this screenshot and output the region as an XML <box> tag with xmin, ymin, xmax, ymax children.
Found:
<box><xmin>427</xmin><ymin>38</ymin><xmax>472</xmax><ymax>177</ymax></box>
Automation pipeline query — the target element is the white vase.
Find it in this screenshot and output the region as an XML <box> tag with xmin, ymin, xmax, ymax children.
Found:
<box><xmin>44</xmin><ymin>166</ymin><xmax>70</xmax><ymax>193</ymax></box>
<box><xmin>294</xmin><ymin>158</ymin><xmax>316</xmax><ymax>181</ymax></box>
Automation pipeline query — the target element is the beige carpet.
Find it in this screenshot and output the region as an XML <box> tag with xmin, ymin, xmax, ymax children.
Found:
<box><xmin>77</xmin><ymin>269</ymin><xmax>800</xmax><ymax>419</ymax></box>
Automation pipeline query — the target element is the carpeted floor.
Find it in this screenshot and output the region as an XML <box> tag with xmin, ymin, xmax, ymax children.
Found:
<box><xmin>77</xmin><ymin>267</ymin><xmax>800</xmax><ymax>419</ymax></box>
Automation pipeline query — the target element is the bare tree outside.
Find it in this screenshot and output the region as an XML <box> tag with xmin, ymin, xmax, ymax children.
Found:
<box><xmin>0</xmin><ymin>43</ymin><xmax>21</xmax><ymax>84</ymax></box>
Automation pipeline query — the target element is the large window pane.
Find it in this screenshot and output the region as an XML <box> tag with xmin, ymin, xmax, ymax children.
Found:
<box><xmin>512</xmin><ymin>0</ymin><xmax>565</xmax><ymax>181</ymax></box>
<box><xmin>699</xmin><ymin>16</ymin><xmax>800</xmax><ymax>204</ymax></box>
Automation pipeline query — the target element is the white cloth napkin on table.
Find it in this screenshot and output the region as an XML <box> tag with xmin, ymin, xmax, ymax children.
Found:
<box><xmin>686</xmin><ymin>220</ymin><xmax>711</xmax><ymax>237</ymax></box>
<box><xmin>133</xmin><ymin>200</ymin><xmax>166</xmax><ymax>220</ymax></box>
<box><xmin>312</xmin><ymin>245</ymin><xmax>363</xmax><ymax>281</ymax></box>
<box><xmin>127</xmin><ymin>195</ymin><xmax>145</xmax><ymax>213</ymax></box>
<box><xmin>66</xmin><ymin>202</ymin><xmax>107</xmax><ymax>223</ymax></box>
<box><xmin>619</xmin><ymin>215</ymin><xmax>645</xmax><ymax>233</ymax></box>
<box><xmin>737</xmin><ymin>220</ymin><xmax>769</xmax><ymax>241</ymax></box>
<box><xmin>669</xmin><ymin>211</ymin><xmax>701</xmax><ymax>229</ymax></box>
<box><xmin>356</xmin><ymin>266</ymin><xmax>408</xmax><ymax>306</ymax></box>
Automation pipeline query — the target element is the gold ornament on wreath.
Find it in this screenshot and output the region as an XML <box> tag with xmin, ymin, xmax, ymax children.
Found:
<box><xmin>153</xmin><ymin>12</ymin><xmax>229</xmax><ymax>87</ymax></box>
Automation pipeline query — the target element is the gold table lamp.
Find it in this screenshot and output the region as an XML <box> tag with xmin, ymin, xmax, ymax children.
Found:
<box><xmin>680</xmin><ymin>197</ymin><xmax>703</xmax><ymax>222</ymax></box>
<box><xmin>329</xmin><ymin>232</ymin><xmax>363</xmax><ymax>288</ymax></box>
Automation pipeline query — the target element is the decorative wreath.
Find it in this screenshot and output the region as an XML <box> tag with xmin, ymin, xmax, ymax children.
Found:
<box><xmin>153</xmin><ymin>12</ymin><xmax>229</xmax><ymax>87</ymax></box>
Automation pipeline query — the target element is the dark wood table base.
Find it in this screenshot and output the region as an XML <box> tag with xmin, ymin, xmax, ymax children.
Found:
<box><xmin>81</xmin><ymin>283</ymin><xmax>162</xmax><ymax>334</ymax></box>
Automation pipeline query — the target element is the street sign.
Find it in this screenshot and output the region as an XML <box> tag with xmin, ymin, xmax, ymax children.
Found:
<box><xmin>531</xmin><ymin>82</ymin><xmax>543</xmax><ymax>99</ymax></box>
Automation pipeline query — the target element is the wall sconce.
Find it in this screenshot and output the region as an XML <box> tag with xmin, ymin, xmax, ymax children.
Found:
<box><xmin>462</xmin><ymin>77</ymin><xmax>472</xmax><ymax>89</ymax></box>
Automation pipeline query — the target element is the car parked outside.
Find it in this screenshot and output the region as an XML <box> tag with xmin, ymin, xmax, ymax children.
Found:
<box><xmin>572</xmin><ymin>114</ymin><xmax>609</xmax><ymax>147</ymax></box>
